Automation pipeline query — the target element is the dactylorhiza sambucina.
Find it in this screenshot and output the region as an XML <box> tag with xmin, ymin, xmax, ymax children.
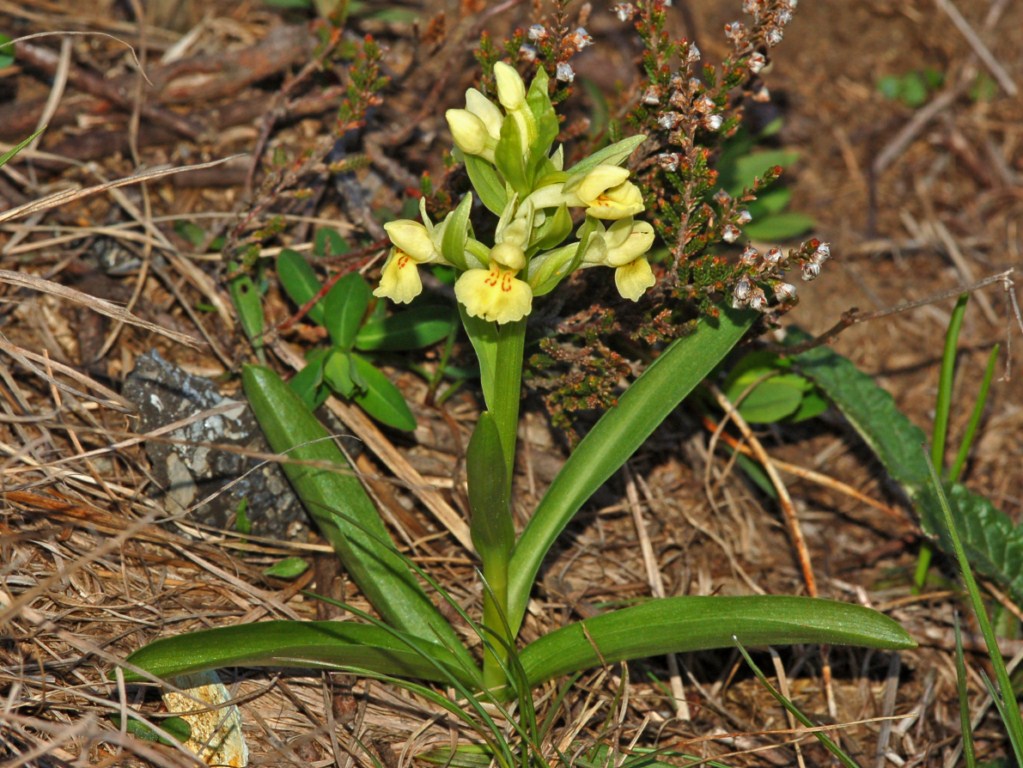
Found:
<box><xmin>373</xmin><ymin>62</ymin><xmax>655</xmax><ymax>326</ymax></box>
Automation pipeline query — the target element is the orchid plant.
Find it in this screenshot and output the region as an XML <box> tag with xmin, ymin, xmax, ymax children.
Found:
<box><xmin>120</xmin><ymin>61</ymin><xmax>913</xmax><ymax>757</ymax></box>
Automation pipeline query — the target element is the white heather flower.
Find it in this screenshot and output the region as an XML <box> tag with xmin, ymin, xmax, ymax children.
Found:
<box><xmin>764</xmin><ymin>247</ymin><xmax>782</xmax><ymax>264</ymax></box>
<box><xmin>739</xmin><ymin>246</ymin><xmax>759</xmax><ymax>265</ymax></box>
<box><xmin>733</xmin><ymin>275</ymin><xmax>752</xmax><ymax>303</ymax></box>
<box><xmin>748</xmin><ymin>286</ymin><xmax>767</xmax><ymax>311</ymax></box>
<box><xmin>748</xmin><ymin>52</ymin><xmax>767</xmax><ymax>74</ymax></box>
<box><xmin>713</xmin><ymin>189</ymin><xmax>731</xmax><ymax>205</ymax></box>
<box><xmin>703</xmin><ymin>114</ymin><xmax>723</xmax><ymax>131</ymax></box>
<box><xmin>766</xmin><ymin>27</ymin><xmax>784</xmax><ymax>46</ymax></box>
<box><xmin>572</xmin><ymin>27</ymin><xmax>594</xmax><ymax>48</ymax></box>
<box><xmin>642</xmin><ymin>86</ymin><xmax>661</xmax><ymax>105</ymax></box>
<box><xmin>519</xmin><ymin>44</ymin><xmax>538</xmax><ymax>62</ymax></box>
<box><xmin>612</xmin><ymin>2</ymin><xmax>635</xmax><ymax>21</ymax></box>
<box><xmin>774</xmin><ymin>282</ymin><xmax>796</xmax><ymax>301</ymax></box>
<box><xmin>736</xmin><ymin>209</ymin><xmax>753</xmax><ymax>225</ymax></box>
<box><xmin>802</xmin><ymin>261</ymin><xmax>822</xmax><ymax>281</ymax></box>
<box><xmin>722</xmin><ymin>224</ymin><xmax>740</xmax><ymax>243</ymax></box>
<box><xmin>556</xmin><ymin>62</ymin><xmax>575</xmax><ymax>82</ymax></box>
<box><xmin>657</xmin><ymin>153</ymin><xmax>680</xmax><ymax>172</ymax></box>
<box><xmin>527</xmin><ymin>24</ymin><xmax>546</xmax><ymax>41</ymax></box>
<box><xmin>686</xmin><ymin>44</ymin><xmax>701</xmax><ymax>64</ymax></box>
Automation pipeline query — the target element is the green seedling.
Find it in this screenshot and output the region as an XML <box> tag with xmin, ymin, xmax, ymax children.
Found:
<box><xmin>877</xmin><ymin>68</ymin><xmax>944</xmax><ymax>108</ymax></box>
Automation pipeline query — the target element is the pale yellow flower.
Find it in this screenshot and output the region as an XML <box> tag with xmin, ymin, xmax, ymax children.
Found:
<box><xmin>581</xmin><ymin>218</ymin><xmax>657</xmax><ymax>301</ymax></box>
<box><xmin>454</xmin><ymin>242</ymin><xmax>532</xmax><ymax>324</ymax></box>
<box><xmin>570</xmin><ymin>165</ymin><xmax>645</xmax><ymax>220</ymax></box>
<box><xmin>614</xmin><ymin>256</ymin><xmax>656</xmax><ymax>301</ymax></box>
<box><xmin>494</xmin><ymin>62</ymin><xmax>526</xmax><ymax>111</ymax></box>
<box><xmin>374</xmin><ymin>218</ymin><xmax>443</xmax><ymax>304</ymax></box>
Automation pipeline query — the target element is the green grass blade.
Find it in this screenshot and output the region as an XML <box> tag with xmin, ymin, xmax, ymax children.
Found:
<box><xmin>0</xmin><ymin>127</ymin><xmax>45</xmax><ymax>168</ymax></box>
<box><xmin>932</xmin><ymin>294</ymin><xmax>968</xmax><ymax>471</ymax></box>
<box><xmin>122</xmin><ymin>621</ymin><xmax>478</xmax><ymax>686</ymax></box>
<box><xmin>954</xmin><ymin>617</ymin><xmax>977</xmax><ymax>768</ymax></box>
<box><xmin>242</xmin><ymin>365</ymin><xmax>474</xmax><ymax>669</ymax></box>
<box><xmin>948</xmin><ymin>343</ymin><xmax>998</xmax><ymax>484</ymax></box>
<box><xmin>925</xmin><ymin>455</ymin><xmax>1023</xmax><ymax>762</ymax></box>
<box><xmin>733</xmin><ymin>641</ymin><xmax>860</xmax><ymax>768</ymax></box>
<box><xmin>508</xmin><ymin>308</ymin><xmax>756</xmax><ymax>635</ymax></box>
<box><xmin>517</xmin><ymin>595</ymin><xmax>914</xmax><ymax>686</ymax></box>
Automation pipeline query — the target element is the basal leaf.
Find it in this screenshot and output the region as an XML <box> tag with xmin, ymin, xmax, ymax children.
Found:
<box><xmin>517</xmin><ymin>595</ymin><xmax>914</xmax><ymax>686</ymax></box>
<box><xmin>124</xmin><ymin>620</ymin><xmax>479</xmax><ymax>687</ymax></box>
<box><xmin>241</xmin><ymin>366</ymin><xmax>471</xmax><ymax>667</ymax></box>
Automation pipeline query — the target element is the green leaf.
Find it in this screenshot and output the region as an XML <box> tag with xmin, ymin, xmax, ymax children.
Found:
<box><xmin>744</xmin><ymin>212</ymin><xmax>815</xmax><ymax>241</ymax></box>
<box><xmin>241</xmin><ymin>366</ymin><xmax>472</xmax><ymax>668</ymax></box>
<box><xmin>466</xmin><ymin>412</ymin><xmax>512</xmax><ymax>559</ymax></box>
<box><xmin>791</xmin><ymin>331</ymin><xmax>1023</xmax><ymax>611</ymax></box>
<box><xmin>324</xmin><ymin>272</ymin><xmax>372</xmax><ymax>350</ymax></box>
<box><xmin>263</xmin><ymin>556</ymin><xmax>309</xmax><ymax>579</ymax></box>
<box><xmin>277</xmin><ymin>249</ymin><xmax>326</xmax><ymax>325</ymax></box>
<box><xmin>289</xmin><ymin>348</ymin><xmax>330</xmax><ymax>409</ymax></box>
<box><xmin>172</xmin><ymin>220</ymin><xmax>207</xmax><ymax>250</ymax></box>
<box><xmin>525</xmin><ymin>67</ymin><xmax>559</xmax><ymax>184</ymax></box>
<box><xmin>349</xmin><ymin>353</ymin><xmax>417</xmax><ymax>431</ymax></box>
<box><xmin>314</xmin><ymin>228</ymin><xmax>349</xmax><ymax>258</ymax></box>
<box><xmin>0</xmin><ymin>127</ymin><xmax>44</xmax><ymax>170</ymax></box>
<box><xmin>0</xmin><ymin>33</ymin><xmax>14</xmax><ymax>69</ymax></box>
<box><xmin>517</xmin><ymin>595</ymin><xmax>914</xmax><ymax>686</ymax></box>
<box><xmin>356</xmin><ymin>304</ymin><xmax>457</xmax><ymax>351</ymax></box>
<box><xmin>508</xmin><ymin>307</ymin><xmax>757</xmax><ymax>635</ymax></box>
<box><xmin>323</xmin><ymin>348</ymin><xmax>358</xmax><ymax>398</ymax></box>
<box><xmin>123</xmin><ymin>620</ymin><xmax>479</xmax><ymax>687</ymax></box>
<box><xmin>109</xmin><ymin>714</ymin><xmax>192</xmax><ymax>746</ymax></box>
<box><xmin>228</xmin><ymin>263</ymin><xmax>265</xmax><ymax>351</ymax></box>
<box><xmin>562</xmin><ymin>135</ymin><xmax>647</xmax><ymax>184</ymax></box>
<box><xmin>789</xmin><ymin>329</ymin><xmax>931</xmax><ymax>493</ymax></box>
<box><xmin>463</xmin><ymin>154</ymin><xmax>507</xmax><ymax>216</ymax></box>
<box><xmin>440</xmin><ymin>193</ymin><xmax>473</xmax><ymax>270</ymax></box>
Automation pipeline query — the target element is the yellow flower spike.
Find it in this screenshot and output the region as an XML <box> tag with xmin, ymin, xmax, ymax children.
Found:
<box><xmin>455</xmin><ymin>242</ymin><xmax>532</xmax><ymax>324</ymax></box>
<box><xmin>614</xmin><ymin>256</ymin><xmax>656</xmax><ymax>301</ymax></box>
<box><xmin>571</xmin><ymin>165</ymin><xmax>645</xmax><ymax>220</ymax></box>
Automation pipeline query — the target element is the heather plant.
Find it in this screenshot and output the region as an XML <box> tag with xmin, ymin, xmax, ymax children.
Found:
<box><xmin>121</xmin><ymin>3</ymin><xmax>915</xmax><ymax>763</ymax></box>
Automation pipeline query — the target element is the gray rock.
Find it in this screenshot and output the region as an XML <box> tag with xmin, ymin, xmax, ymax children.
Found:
<box><xmin>122</xmin><ymin>350</ymin><xmax>308</xmax><ymax>540</ymax></box>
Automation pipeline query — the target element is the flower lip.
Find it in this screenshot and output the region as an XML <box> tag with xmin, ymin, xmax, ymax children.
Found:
<box><xmin>455</xmin><ymin>264</ymin><xmax>533</xmax><ymax>324</ymax></box>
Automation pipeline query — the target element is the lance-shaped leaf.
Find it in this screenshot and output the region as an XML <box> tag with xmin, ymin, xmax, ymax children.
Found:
<box><xmin>466</xmin><ymin>412</ymin><xmax>513</xmax><ymax>561</ymax></box>
<box><xmin>508</xmin><ymin>308</ymin><xmax>757</xmax><ymax>635</ymax></box>
<box><xmin>242</xmin><ymin>365</ymin><xmax>475</xmax><ymax>670</ymax></box>
<box><xmin>517</xmin><ymin>596</ymin><xmax>915</xmax><ymax>686</ymax></box>
<box><xmin>124</xmin><ymin>621</ymin><xmax>481</xmax><ymax>688</ymax></box>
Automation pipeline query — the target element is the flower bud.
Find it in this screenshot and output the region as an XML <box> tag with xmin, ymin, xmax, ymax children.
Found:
<box><xmin>494</xmin><ymin>61</ymin><xmax>526</xmax><ymax>111</ymax></box>
<box><xmin>446</xmin><ymin>109</ymin><xmax>490</xmax><ymax>156</ymax></box>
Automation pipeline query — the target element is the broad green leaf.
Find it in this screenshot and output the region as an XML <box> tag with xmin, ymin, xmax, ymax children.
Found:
<box><xmin>277</xmin><ymin>249</ymin><xmax>326</xmax><ymax>325</ymax></box>
<box><xmin>440</xmin><ymin>193</ymin><xmax>473</xmax><ymax>270</ymax></box>
<box><xmin>525</xmin><ymin>67</ymin><xmax>559</xmax><ymax>184</ymax></box>
<box><xmin>726</xmin><ymin>149</ymin><xmax>800</xmax><ymax>193</ymax></box>
<box><xmin>355</xmin><ymin>304</ymin><xmax>456</xmax><ymax>351</ymax></box>
<box><xmin>123</xmin><ymin>620</ymin><xmax>479</xmax><ymax>687</ymax></box>
<box><xmin>324</xmin><ymin>272</ymin><xmax>372</xmax><ymax>350</ymax></box>
<box><xmin>517</xmin><ymin>596</ymin><xmax>914</xmax><ymax>686</ymax></box>
<box><xmin>562</xmin><ymin>135</ymin><xmax>647</xmax><ymax>185</ymax></box>
<box><xmin>349</xmin><ymin>353</ymin><xmax>416</xmax><ymax>431</ymax></box>
<box><xmin>508</xmin><ymin>307</ymin><xmax>757</xmax><ymax>634</ymax></box>
<box><xmin>463</xmin><ymin>154</ymin><xmax>507</xmax><ymax>216</ymax></box>
<box><xmin>791</xmin><ymin>331</ymin><xmax>1023</xmax><ymax>611</ymax></box>
<box><xmin>241</xmin><ymin>366</ymin><xmax>472</xmax><ymax>668</ymax></box>
<box><xmin>789</xmin><ymin>330</ymin><xmax>931</xmax><ymax>493</ymax></box>
<box><xmin>263</xmin><ymin>556</ymin><xmax>310</xmax><ymax>579</ymax></box>
<box><xmin>732</xmin><ymin>375</ymin><xmax>807</xmax><ymax>423</ymax></box>
<box><xmin>749</xmin><ymin>186</ymin><xmax>792</xmax><ymax>216</ymax></box>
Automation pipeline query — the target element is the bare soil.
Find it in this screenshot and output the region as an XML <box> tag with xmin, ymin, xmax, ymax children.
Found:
<box><xmin>1</xmin><ymin>1</ymin><xmax>1021</xmax><ymax>766</ymax></box>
